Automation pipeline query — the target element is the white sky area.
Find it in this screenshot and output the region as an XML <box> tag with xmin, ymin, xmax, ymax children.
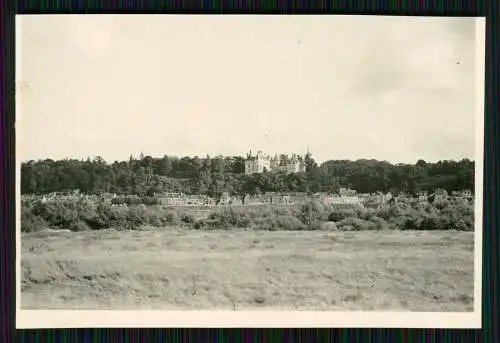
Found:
<box><xmin>17</xmin><ymin>15</ymin><xmax>480</xmax><ymax>164</ymax></box>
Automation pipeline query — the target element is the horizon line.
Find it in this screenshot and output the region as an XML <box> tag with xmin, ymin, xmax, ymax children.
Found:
<box><xmin>19</xmin><ymin>153</ymin><xmax>476</xmax><ymax>166</ymax></box>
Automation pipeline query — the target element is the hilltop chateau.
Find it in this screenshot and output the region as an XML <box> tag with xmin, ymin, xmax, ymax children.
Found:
<box><xmin>244</xmin><ymin>150</ymin><xmax>306</xmax><ymax>175</ymax></box>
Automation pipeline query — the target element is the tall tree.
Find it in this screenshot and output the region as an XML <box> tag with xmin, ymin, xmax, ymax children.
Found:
<box><xmin>304</xmin><ymin>152</ymin><xmax>318</xmax><ymax>172</ymax></box>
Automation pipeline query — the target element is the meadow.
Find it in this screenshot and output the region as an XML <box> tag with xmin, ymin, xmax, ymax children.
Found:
<box><xmin>21</xmin><ymin>227</ymin><xmax>474</xmax><ymax>311</ymax></box>
<box><xmin>20</xmin><ymin>197</ymin><xmax>475</xmax><ymax>310</ymax></box>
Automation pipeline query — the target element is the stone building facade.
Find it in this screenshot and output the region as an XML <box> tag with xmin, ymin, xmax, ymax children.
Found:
<box><xmin>244</xmin><ymin>151</ymin><xmax>271</xmax><ymax>174</ymax></box>
<box><xmin>245</xmin><ymin>151</ymin><xmax>306</xmax><ymax>175</ymax></box>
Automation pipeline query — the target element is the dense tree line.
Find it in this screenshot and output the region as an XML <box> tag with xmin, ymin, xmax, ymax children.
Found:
<box><xmin>21</xmin><ymin>154</ymin><xmax>474</xmax><ymax>197</ymax></box>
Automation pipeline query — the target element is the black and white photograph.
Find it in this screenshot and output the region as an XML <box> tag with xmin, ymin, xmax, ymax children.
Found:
<box><xmin>16</xmin><ymin>15</ymin><xmax>485</xmax><ymax>328</ymax></box>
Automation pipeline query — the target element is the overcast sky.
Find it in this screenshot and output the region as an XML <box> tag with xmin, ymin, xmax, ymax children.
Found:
<box><xmin>17</xmin><ymin>15</ymin><xmax>482</xmax><ymax>164</ymax></box>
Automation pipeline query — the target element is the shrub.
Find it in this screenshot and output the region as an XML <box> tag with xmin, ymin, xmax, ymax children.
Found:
<box><xmin>336</xmin><ymin>217</ymin><xmax>377</xmax><ymax>231</ymax></box>
<box><xmin>245</xmin><ymin>206</ymin><xmax>274</xmax><ymax>219</ymax></box>
<box><xmin>149</xmin><ymin>216</ymin><xmax>163</xmax><ymax>227</ymax></box>
<box><xmin>247</xmin><ymin>215</ymin><xmax>304</xmax><ymax>231</ymax></box>
<box><xmin>298</xmin><ymin>200</ymin><xmax>327</xmax><ymax>227</ymax></box>
<box><xmin>108</xmin><ymin>206</ymin><xmax>128</xmax><ymax>222</ymax></box>
<box><xmin>399</xmin><ymin>207</ymin><xmax>426</xmax><ymax>230</ymax></box>
<box><xmin>125</xmin><ymin>205</ymin><xmax>149</xmax><ymax>229</ymax></box>
<box><xmin>380</xmin><ymin>200</ymin><xmax>474</xmax><ymax>231</ymax></box>
<box><xmin>21</xmin><ymin>207</ymin><xmax>48</xmax><ymax>233</ymax></box>
<box><xmin>31</xmin><ymin>200</ymin><xmax>81</xmax><ymax>230</ymax></box>
<box><xmin>142</xmin><ymin>197</ymin><xmax>161</xmax><ymax>205</ymax></box>
<box><xmin>69</xmin><ymin>220</ymin><xmax>92</xmax><ymax>232</ymax></box>
<box><xmin>272</xmin><ymin>215</ymin><xmax>307</xmax><ymax>231</ymax></box>
<box><xmin>378</xmin><ymin>202</ymin><xmax>411</xmax><ymax>220</ymax></box>
<box><xmin>26</xmin><ymin>199</ymin><xmax>181</xmax><ymax>231</ymax></box>
<box><xmin>193</xmin><ymin>220</ymin><xmax>207</xmax><ymax>230</ymax></box>
<box><xmin>111</xmin><ymin>197</ymin><xmax>126</xmax><ymax>205</ymax></box>
<box><xmin>193</xmin><ymin>220</ymin><xmax>204</xmax><ymax>230</ymax></box>
<box><xmin>162</xmin><ymin>209</ymin><xmax>178</xmax><ymax>224</ymax></box>
<box><xmin>196</xmin><ymin>207</ymin><xmax>305</xmax><ymax>231</ymax></box>
<box><xmin>273</xmin><ymin>207</ymin><xmax>295</xmax><ymax>216</ymax></box>
<box><xmin>328</xmin><ymin>208</ymin><xmax>359</xmax><ymax>222</ymax></box>
<box><xmin>369</xmin><ymin>216</ymin><xmax>391</xmax><ymax>230</ymax></box>
<box><xmin>374</xmin><ymin>205</ymin><xmax>393</xmax><ymax>220</ymax></box>
<box><xmin>129</xmin><ymin>197</ymin><xmax>143</xmax><ymax>205</ymax></box>
<box><xmin>359</xmin><ymin>208</ymin><xmax>376</xmax><ymax>221</ymax></box>
<box><xmin>434</xmin><ymin>198</ymin><xmax>450</xmax><ymax>210</ymax></box>
<box><xmin>206</xmin><ymin>208</ymin><xmax>251</xmax><ymax>228</ymax></box>
<box><xmin>112</xmin><ymin>196</ymin><xmax>143</xmax><ymax>206</ymax></box>
<box><xmin>83</xmin><ymin>202</ymin><xmax>115</xmax><ymax>230</ymax></box>
<box><xmin>248</xmin><ymin>216</ymin><xmax>273</xmax><ymax>231</ymax></box>
<box><xmin>439</xmin><ymin>204</ymin><xmax>474</xmax><ymax>231</ymax></box>
<box><xmin>181</xmin><ymin>214</ymin><xmax>196</xmax><ymax>224</ymax></box>
<box><xmin>418</xmin><ymin>207</ymin><xmax>443</xmax><ymax>230</ymax></box>
<box><xmin>193</xmin><ymin>217</ymin><xmax>231</xmax><ymax>230</ymax></box>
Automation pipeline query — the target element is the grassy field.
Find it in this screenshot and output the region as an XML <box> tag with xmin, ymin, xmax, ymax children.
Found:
<box><xmin>20</xmin><ymin>228</ymin><xmax>474</xmax><ymax>311</ymax></box>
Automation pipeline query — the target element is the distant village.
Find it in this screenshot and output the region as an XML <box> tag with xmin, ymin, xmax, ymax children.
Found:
<box><xmin>21</xmin><ymin>150</ymin><xmax>474</xmax><ymax>209</ymax></box>
<box><xmin>23</xmin><ymin>187</ymin><xmax>474</xmax><ymax>210</ymax></box>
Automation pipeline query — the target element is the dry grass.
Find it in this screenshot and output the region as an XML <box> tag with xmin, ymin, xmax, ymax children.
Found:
<box><xmin>20</xmin><ymin>228</ymin><xmax>474</xmax><ymax>311</ymax></box>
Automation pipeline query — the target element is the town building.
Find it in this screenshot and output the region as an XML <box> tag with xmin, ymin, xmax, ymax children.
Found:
<box><xmin>244</xmin><ymin>151</ymin><xmax>271</xmax><ymax>174</ymax></box>
<box><xmin>156</xmin><ymin>192</ymin><xmax>215</xmax><ymax>207</ymax></box>
<box><xmin>321</xmin><ymin>195</ymin><xmax>363</xmax><ymax>206</ymax></box>
<box><xmin>338</xmin><ymin>187</ymin><xmax>357</xmax><ymax>197</ymax></box>
<box><xmin>451</xmin><ymin>189</ymin><xmax>473</xmax><ymax>198</ymax></box>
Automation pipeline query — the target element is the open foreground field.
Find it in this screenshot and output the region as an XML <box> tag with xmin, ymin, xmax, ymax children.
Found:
<box><xmin>21</xmin><ymin>228</ymin><xmax>474</xmax><ymax>311</ymax></box>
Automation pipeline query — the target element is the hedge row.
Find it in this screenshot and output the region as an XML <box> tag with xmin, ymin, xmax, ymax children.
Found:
<box><xmin>21</xmin><ymin>197</ymin><xmax>474</xmax><ymax>233</ymax></box>
<box><xmin>190</xmin><ymin>198</ymin><xmax>474</xmax><ymax>232</ymax></box>
<box><xmin>21</xmin><ymin>199</ymin><xmax>180</xmax><ymax>232</ymax></box>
